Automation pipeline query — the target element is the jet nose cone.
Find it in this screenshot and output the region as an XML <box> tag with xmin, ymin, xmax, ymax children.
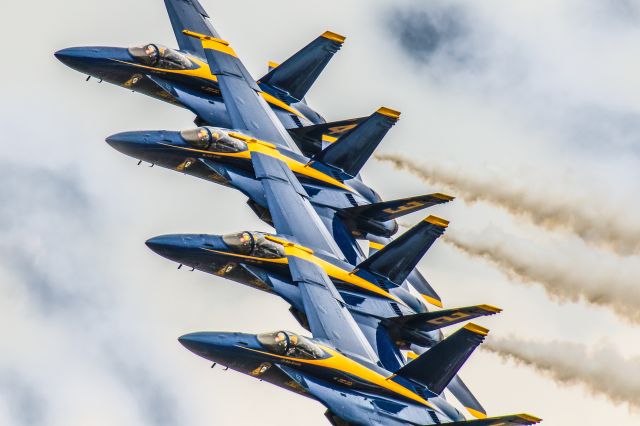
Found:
<box><xmin>145</xmin><ymin>234</ymin><xmax>185</xmax><ymax>256</ymax></box>
<box><xmin>54</xmin><ymin>47</ymin><xmax>84</xmax><ymax>62</ymax></box>
<box><xmin>54</xmin><ymin>47</ymin><xmax>97</xmax><ymax>71</ymax></box>
<box><xmin>105</xmin><ymin>131</ymin><xmax>148</xmax><ymax>155</ymax></box>
<box><xmin>178</xmin><ymin>332</ymin><xmax>226</xmax><ymax>358</ymax></box>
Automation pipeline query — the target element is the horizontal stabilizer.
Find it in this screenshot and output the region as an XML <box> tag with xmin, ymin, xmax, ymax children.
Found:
<box><xmin>357</xmin><ymin>216</ymin><xmax>448</xmax><ymax>285</ymax></box>
<box><xmin>387</xmin><ymin>305</ymin><xmax>501</xmax><ymax>333</ymax></box>
<box><xmin>259</xmin><ymin>31</ymin><xmax>345</xmax><ymax>102</ymax></box>
<box><xmin>393</xmin><ymin>323</ymin><xmax>488</xmax><ymax>394</ymax></box>
<box><xmin>312</xmin><ymin>107</ymin><xmax>400</xmax><ymax>178</ymax></box>
<box><xmin>287</xmin><ymin>117</ymin><xmax>366</xmax><ymax>157</ymax></box>
<box><xmin>342</xmin><ymin>193</ymin><xmax>454</xmax><ymax>222</ymax></box>
<box><xmin>439</xmin><ymin>413</ymin><xmax>542</xmax><ymax>426</ymax></box>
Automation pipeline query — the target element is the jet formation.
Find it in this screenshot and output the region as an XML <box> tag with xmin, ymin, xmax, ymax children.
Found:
<box><xmin>56</xmin><ymin>1</ymin><xmax>542</xmax><ymax>425</ymax></box>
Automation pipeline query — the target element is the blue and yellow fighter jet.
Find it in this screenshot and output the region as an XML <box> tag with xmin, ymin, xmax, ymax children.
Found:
<box><xmin>54</xmin><ymin>0</ymin><xmax>363</xmax><ymax>155</ymax></box>
<box><xmin>148</xmin><ymin>28</ymin><xmax>540</xmax><ymax>425</ymax></box>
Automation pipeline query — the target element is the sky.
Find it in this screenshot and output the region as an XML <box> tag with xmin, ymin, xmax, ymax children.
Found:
<box><xmin>1</xmin><ymin>0</ymin><xmax>639</xmax><ymax>425</ymax></box>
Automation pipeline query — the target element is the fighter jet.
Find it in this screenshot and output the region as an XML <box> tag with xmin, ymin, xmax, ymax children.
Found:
<box><xmin>146</xmin><ymin>219</ymin><xmax>502</xmax><ymax>415</ymax></box>
<box><xmin>54</xmin><ymin>0</ymin><xmax>362</xmax><ymax>155</ymax></box>
<box><xmin>150</xmin><ymin>27</ymin><xmax>540</xmax><ymax>425</ymax></box>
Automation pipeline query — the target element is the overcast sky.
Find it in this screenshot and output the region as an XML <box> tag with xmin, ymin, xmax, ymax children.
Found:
<box><xmin>1</xmin><ymin>0</ymin><xmax>639</xmax><ymax>425</ymax></box>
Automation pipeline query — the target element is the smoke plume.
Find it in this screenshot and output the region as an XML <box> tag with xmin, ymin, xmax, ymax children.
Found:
<box><xmin>445</xmin><ymin>229</ymin><xmax>640</xmax><ymax>323</ymax></box>
<box><xmin>376</xmin><ymin>153</ymin><xmax>640</xmax><ymax>255</ymax></box>
<box><xmin>485</xmin><ymin>336</ymin><xmax>640</xmax><ymax>411</ymax></box>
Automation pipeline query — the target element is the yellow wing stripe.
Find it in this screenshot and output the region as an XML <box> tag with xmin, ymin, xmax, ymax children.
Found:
<box><xmin>432</xmin><ymin>192</ymin><xmax>455</xmax><ymax>201</ymax></box>
<box><xmin>478</xmin><ymin>304</ymin><xmax>502</xmax><ymax>313</ymax></box>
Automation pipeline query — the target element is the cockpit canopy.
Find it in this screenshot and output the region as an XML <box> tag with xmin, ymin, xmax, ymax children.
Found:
<box><xmin>221</xmin><ymin>232</ymin><xmax>284</xmax><ymax>259</ymax></box>
<box><xmin>179</xmin><ymin>127</ymin><xmax>248</xmax><ymax>153</ymax></box>
<box><xmin>257</xmin><ymin>331</ymin><xmax>326</xmax><ymax>360</ymax></box>
<box><xmin>128</xmin><ymin>43</ymin><xmax>193</xmax><ymax>70</ymax></box>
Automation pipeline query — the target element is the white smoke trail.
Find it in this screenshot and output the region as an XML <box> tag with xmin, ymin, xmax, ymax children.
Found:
<box><xmin>376</xmin><ymin>153</ymin><xmax>640</xmax><ymax>255</ymax></box>
<box><xmin>444</xmin><ymin>229</ymin><xmax>640</xmax><ymax>323</ymax></box>
<box><xmin>485</xmin><ymin>336</ymin><xmax>640</xmax><ymax>411</ymax></box>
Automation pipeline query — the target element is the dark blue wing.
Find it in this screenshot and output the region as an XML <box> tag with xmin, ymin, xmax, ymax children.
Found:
<box><xmin>164</xmin><ymin>0</ymin><xmax>220</xmax><ymax>56</ymax></box>
<box><xmin>186</xmin><ymin>31</ymin><xmax>301</xmax><ymax>152</ymax></box>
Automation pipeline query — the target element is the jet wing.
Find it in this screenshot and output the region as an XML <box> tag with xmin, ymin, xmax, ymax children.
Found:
<box><xmin>251</xmin><ymin>152</ymin><xmax>343</xmax><ymax>256</ymax></box>
<box><xmin>164</xmin><ymin>0</ymin><xmax>220</xmax><ymax>56</ymax></box>
<box><xmin>250</xmin><ymin>152</ymin><xmax>377</xmax><ymax>362</ymax></box>
<box><xmin>185</xmin><ymin>31</ymin><xmax>301</xmax><ymax>152</ymax></box>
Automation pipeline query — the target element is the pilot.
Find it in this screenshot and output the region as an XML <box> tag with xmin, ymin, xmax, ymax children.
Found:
<box><xmin>274</xmin><ymin>331</ymin><xmax>289</xmax><ymax>354</ymax></box>
<box><xmin>144</xmin><ymin>44</ymin><xmax>159</xmax><ymax>63</ymax></box>
<box><xmin>238</xmin><ymin>232</ymin><xmax>253</xmax><ymax>251</ymax></box>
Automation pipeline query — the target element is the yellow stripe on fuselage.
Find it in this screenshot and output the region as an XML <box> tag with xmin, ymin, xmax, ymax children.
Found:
<box><xmin>159</xmin><ymin>135</ymin><xmax>354</xmax><ymax>192</ymax></box>
<box><xmin>201</xmin><ymin>245</ymin><xmax>404</xmax><ymax>305</ymax></box>
<box><xmin>111</xmin><ymin>58</ymin><xmax>308</xmax><ymax>120</ymax></box>
<box><xmin>239</xmin><ymin>345</ymin><xmax>433</xmax><ymax>409</ymax></box>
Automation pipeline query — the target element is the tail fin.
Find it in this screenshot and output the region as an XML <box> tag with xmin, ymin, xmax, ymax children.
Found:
<box><xmin>439</xmin><ymin>413</ymin><xmax>542</xmax><ymax>425</ymax></box>
<box><xmin>342</xmin><ymin>193</ymin><xmax>454</xmax><ymax>223</ymax></box>
<box><xmin>392</xmin><ymin>323</ymin><xmax>487</xmax><ymax>394</ymax></box>
<box><xmin>311</xmin><ymin>107</ymin><xmax>400</xmax><ymax>178</ymax></box>
<box><xmin>259</xmin><ymin>31</ymin><xmax>345</xmax><ymax>102</ymax></box>
<box><xmin>448</xmin><ymin>375</ymin><xmax>487</xmax><ymax>420</ymax></box>
<box><xmin>356</xmin><ymin>216</ymin><xmax>448</xmax><ymax>286</ymax></box>
<box><xmin>287</xmin><ymin>117</ymin><xmax>366</xmax><ymax>157</ymax></box>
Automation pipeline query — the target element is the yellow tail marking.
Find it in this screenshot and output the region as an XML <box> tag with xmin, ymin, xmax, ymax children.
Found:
<box><xmin>424</xmin><ymin>215</ymin><xmax>449</xmax><ymax>228</ymax></box>
<box><xmin>268</xmin><ymin>61</ymin><xmax>280</xmax><ymax>69</ymax></box>
<box><xmin>376</xmin><ymin>107</ymin><xmax>401</xmax><ymax>120</ymax></box>
<box><xmin>369</xmin><ymin>241</ymin><xmax>385</xmax><ymax>251</ymax></box>
<box><xmin>422</xmin><ymin>294</ymin><xmax>444</xmax><ymax>308</ymax></box>
<box><xmin>321</xmin><ymin>31</ymin><xmax>346</xmax><ymax>43</ymax></box>
<box><xmin>465</xmin><ymin>407</ymin><xmax>487</xmax><ymax>419</ymax></box>
<box><xmin>321</xmin><ymin>134</ymin><xmax>338</xmax><ymax>143</ymax></box>
<box><xmin>463</xmin><ymin>323</ymin><xmax>489</xmax><ymax>336</ymax></box>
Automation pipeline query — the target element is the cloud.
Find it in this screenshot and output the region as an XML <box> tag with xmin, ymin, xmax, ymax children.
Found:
<box><xmin>377</xmin><ymin>153</ymin><xmax>640</xmax><ymax>255</ymax></box>
<box><xmin>445</xmin><ymin>227</ymin><xmax>640</xmax><ymax>323</ymax></box>
<box><xmin>0</xmin><ymin>371</ymin><xmax>48</xmax><ymax>426</ymax></box>
<box><xmin>485</xmin><ymin>336</ymin><xmax>640</xmax><ymax>411</ymax></box>
<box><xmin>0</xmin><ymin>161</ymin><xmax>184</xmax><ymax>425</ymax></box>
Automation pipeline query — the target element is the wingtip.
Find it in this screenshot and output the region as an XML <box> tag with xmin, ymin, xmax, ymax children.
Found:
<box><xmin>463</xmin><ymin>323</ymin><xmax>489</xmax><ymax>336</ymax></box>
<box><xmin>424</xmin><ymin>215</ymin><xmax>450</xmax><ymax>228</ymax></box>
<box><xmin>517</xmin><ymin>414</ymin><xmax>543</xmax><ymax>424</ymax></box>
<box><xmin>377</xmin><ymin>106</ymin><xmax>401</xmax><ymax>120</ymax></box>
<box><xmin>432</xmin><ymin>192</ymin><xmax>455</xmax><ymax>201</ymax></box>
<box><xmin>322</xmin><ymin>30</ymin><xmax>346</xmax><ymax>43</ymax></box>
<box><xmin>478</xmin><ymin>304</ymin><xmax>503</xmax><ymax>314</ymax></box>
